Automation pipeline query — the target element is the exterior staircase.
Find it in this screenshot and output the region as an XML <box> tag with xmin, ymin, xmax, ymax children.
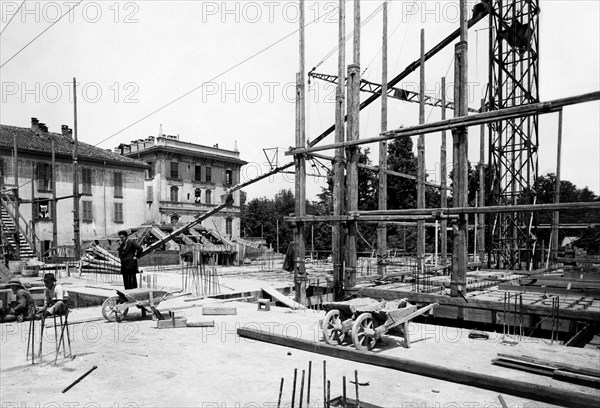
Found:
<box><xmin>1</xmin><ymin>206</ymin><xmax>35</xmax><ymax>260</ymax></box>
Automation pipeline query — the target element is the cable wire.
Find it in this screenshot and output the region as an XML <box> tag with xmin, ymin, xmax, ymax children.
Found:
<box><xmin>88</xmin><ymin>6</ymin><xmax>334</xmax><ymax>151</ymax></box>
<box><xmin>0</xmin><ymin>1</ymin><xmax>83</xmax><ymax>69</ymax></box>
<box><xmin>0</xmin><ymin>0</ymin><xmax>26</xmax><ymax>37</ymax></box>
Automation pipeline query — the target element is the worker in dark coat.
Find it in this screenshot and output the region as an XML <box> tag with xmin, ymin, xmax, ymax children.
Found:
<box><xmin>117</xmin><ymin>230</ymin><xmax>143</xmax><ymax>290</ymax></box>
<box><xmin>1</xmin><ymin>278</ymin><xmax>37</xmax><ymax>322</ymax></box>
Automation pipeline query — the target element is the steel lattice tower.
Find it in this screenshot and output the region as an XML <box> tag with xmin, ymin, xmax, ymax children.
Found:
<box><xmin>488</xmin><ymin>0</ymin><xmax>540</xmax><ymax>269</ymax></box>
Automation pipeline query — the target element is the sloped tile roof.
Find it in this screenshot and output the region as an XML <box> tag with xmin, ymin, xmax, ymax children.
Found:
<box><xmin>0</xmin><ymin>124</ymin><xmax>147</xmax><ymax>168</ymax></box>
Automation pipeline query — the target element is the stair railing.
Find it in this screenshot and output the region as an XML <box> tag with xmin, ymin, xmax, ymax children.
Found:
<box><xmin>0</xmin><ymin>192</ymin><xmax>42</xmax><ymax>260</ymax></box>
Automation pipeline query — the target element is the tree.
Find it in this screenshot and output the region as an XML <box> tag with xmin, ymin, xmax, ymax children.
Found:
<box><xmin>240</xmin><ymin>189</ymin><xmax>296</xmax><ymax>254</ymax></box>
<box><xmin>385</xmin><ymin>136</ymin><xmax>418</xmax><ymax>210</ymax></box>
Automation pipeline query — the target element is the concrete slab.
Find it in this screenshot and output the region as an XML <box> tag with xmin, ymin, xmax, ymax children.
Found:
<box><xmin>1</xmin><ymin>298</ymin><xmax>598</xmax><ymax>407</ymax></box>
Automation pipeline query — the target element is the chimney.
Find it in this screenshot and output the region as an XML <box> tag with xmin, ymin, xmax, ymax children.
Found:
<box><xmin>61</xmin><ymin>125</ymin><xmax>73</xmax><ymax>138</ymax></box>
<box><xmin>38</xmin><ymin>123</ymin><xmax>48</xmax><ymax>133</ymax></box>
<box><xmin>31</xmin><ymin>117</ymin><xmax>40</xmax><ymax>133</ymax></box>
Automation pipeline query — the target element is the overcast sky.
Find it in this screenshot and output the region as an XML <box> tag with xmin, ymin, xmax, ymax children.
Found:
<box><xmin>1</xmin><ymin>0</ymin><xmax>598</xmax><ymax>201</ymax></box>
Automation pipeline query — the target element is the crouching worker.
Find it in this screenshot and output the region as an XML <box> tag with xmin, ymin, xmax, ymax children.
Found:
<box><xmin>1</xmin><ymin>278</ymin><xmax>37</xmax><ymax>322</ymax></box>
<box><xmin>40</xmin><ymin>273</ymin><xmax>68</xmax><ymax>317</ymax></box>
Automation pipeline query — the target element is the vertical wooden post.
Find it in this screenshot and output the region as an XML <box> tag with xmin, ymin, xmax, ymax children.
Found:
<box><xmin>451</xmin><ymin>0</ymin><xmax>469</xmax><ymax>297</ymax></box>
<box><xmin>377</xmin><ymin>2</ymin><xmax>388</xmax><ymax>277</ymax></box>
<box><xmin>30</xmin><ymin>162</ymin><xmax>35</xmax><ymax>250</ymax></box>
<box><xmin>73</xmin><ymin>77</ymin><xmax>81</xmax><ymax>261</ymax></box>
<box><xmin>345</xmin><ymin>0</ymin><xmax>360</xmax><ymax>290</ymax></box>
<box><xmin>294</xmin><ymin>0</ymin><xmax>307</xmax><ymax>305</ymax></box>
<box><xmin>440</xmin><ymin>77</ymin><xmax>448</xmax><ymax>267</ymax></box>
<box><xmin>51</xmin><ymin>139</ymin><xmax>57</xmax><ymax>258</ymax></box>
<box><xmin>552</xmin><ymin>109</ymin><xmax>563</xmax><ymax>262</ymax></box>
<box><xmin>478</xmin><ymin>99</ymin><xmax>486</xmax><ymax>263</ymax></box>
<box><xmin>417</xmin><ymin>29</ymin><xmax>426</xmax><ymax>273</ymax></box>
<box><xmin>332</xmin><ymin>0</ymin><xmax>346</xmax><ymax>299</ymax></box>
<box><xmin>13</xmin><ymin>133</ymin><xmax>20</xmax><ymax>259</ymax></box>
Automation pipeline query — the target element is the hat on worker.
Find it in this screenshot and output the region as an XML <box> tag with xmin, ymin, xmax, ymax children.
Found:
<box><xmin>43</xmin><ymin>273</ymin><xmax>56</xmax><ymax>282</ymax></box>
<box><xmin>7</xmin><ymin>278</ymin><xmax>24</xmax><ymax>288</ymax></box>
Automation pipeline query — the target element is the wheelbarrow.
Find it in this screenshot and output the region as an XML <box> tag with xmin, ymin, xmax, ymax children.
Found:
<box><xmin>322</xmin><ymin>298</ymin><xmax>438</xmax><ymax>351</ymax></box>
<box><xmin>321</xmin><ymin>298</ymin><xmax>387</xmax><ymax>345</ymax></box>
<box><xmin>101</xmin><ymin>289</ymin><xmax>172</xmax><ymax>322</ymax></box>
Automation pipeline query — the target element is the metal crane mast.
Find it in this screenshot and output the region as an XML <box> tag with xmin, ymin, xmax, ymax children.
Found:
<box><xmin>488</xmin><ymin>0</ymin><xmax>540</xmax><ymax>269</ymax></box>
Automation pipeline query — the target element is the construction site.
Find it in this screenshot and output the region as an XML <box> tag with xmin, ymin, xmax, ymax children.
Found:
<box><xmin>1</xmin><ymin>0</ymin><xmax>599</xmax><ymax>407</ymax></box>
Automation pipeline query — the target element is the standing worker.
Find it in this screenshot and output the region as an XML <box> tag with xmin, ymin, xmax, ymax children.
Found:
<box><xmin>41</xmin><ymin>273</ymin><xmax>68</xmax><ymax>316</ymax></box>
<box><xmin>117</xmin><ymin>230</ymin><xmax>143</xmax><ymax>290</ymax></box>
<box><xmin>1</xmin><ymin>278</ymin><xmax>36</xmax><ymax>322</ymax></box>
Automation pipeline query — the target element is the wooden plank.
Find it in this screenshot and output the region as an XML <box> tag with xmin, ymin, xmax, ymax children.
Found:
<box><xmin>553</xmin><ymin>370</ymin><xmax>600</xmax><ymax>388</ymax></box>
<box><xmin>237</xmin><ymin>328</ymin><xmax>600</xmax><ymax>408</ymax></box>
<box><xmin>262</xmin><ymin>286</ymin><xmax>306</xmax><ymax>310</ymax></box>
<box><xmin>202</xmin><ymin>307</ymin><xmax>237</xmax><ymax>315</ymax></box>
<box><xmin>359</xmin><ymin>288</ymin><xmax>600</xmax><ymax>322</ymax></box>
<box><xmin>491</xmin><ymin>358</ymin><xmax>555</xmax><ymax>377</ymax></box>
<box><xmin>497</xmin><ymin>353</ymin><xmax>600</xmax><ymax>378</ymax></box>
<box><xmin>498</xmin><ymin>284</ymin><xmax>600</xmax><ymax>298</ymax></box>
<box><xmin>157</xmin><ymin>317</ymin><xmax>187</xmax><ymax>329</ymax></box>
<box><xmin>186</xmin><ymin>321</ymin><xmax>215</xmax><ymax>328</ymax></box>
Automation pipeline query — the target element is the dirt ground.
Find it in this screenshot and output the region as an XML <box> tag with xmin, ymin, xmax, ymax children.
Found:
<box><xmin>1</xmin><ymin>267</ymin><xmax>599</xmax><ymax>408</ymax></box>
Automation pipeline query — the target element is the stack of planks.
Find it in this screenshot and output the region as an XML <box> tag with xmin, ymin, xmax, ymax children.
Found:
<box><xmin>80</xmin><ymin>244</ymin><xmax>121</xmax><ymax>275</ymax></box>
<box><xmin>492</xmin><ymin>352</ymin><xmax>600</xmax><ymax>388</ymax></box>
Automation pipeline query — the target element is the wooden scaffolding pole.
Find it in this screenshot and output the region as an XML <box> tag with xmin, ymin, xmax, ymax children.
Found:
<box><xmin>477</xmin><ymin>99</ymin><xmax>486</xmax><ymax>263</ymax></box>
<box><xmin>417</xmin><ymin>28</ymin><xmax>426</xmax><ymax>273</ymax></box>
<box><xmin>51</xmin><ymin>139</ymin><xmax>57</xmax><ymax>258</ymax></box>
<box><xmin>377</xmin><ymin>2</ymin><xmax>388</xmax><ymax>277</ymax></box>
<box><xmin>552</xmin><ymin>109</ymin><xmax>563</xmax><ymax>262</ymax></box>
<box><xmin>345</xmin><ymin>0</ymin><xmax>360</xmax><ymax>290</ymax></box>
<box><xmin>13</xmin><ymin>132</ymin><xmax>20</xmax><ymax>259</ymax></box>
<box><xmin>294</xmin><ymin>0</ymin><xmax>307</xmax><ymax>305</ymax></box>
<box><xmin>451</xmin><ymin>0</ymin><xmax>469</xmax><ymax>297</ymax></box>
<box><xmin>72</xmin><ymin>77</ymin><xmax>81</xmax><ymax>261</ymax></box>
<box><xmin>440</xmin><ymin>77</ymin><xmax>448</xmax><ymax>266</ymax></box>
<box><xmin>332</xmin><ymin>0</ymin><xmax>346</xmax><ymax>300</ymax></box>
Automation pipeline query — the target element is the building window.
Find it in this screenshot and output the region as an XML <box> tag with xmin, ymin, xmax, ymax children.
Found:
<box><xmin>205</xmin><ymin>166</ymin><xmax>212</xmax><ymax>183</ymax></box>
<box><xmin>114</xmin><ymin>172</ymin><xmax>123</xmax><ymax>197</ymax></box>
<box><xmin>146</xmin><ymin>162</ymin><xmax>154</xmax><ymax>178</ymax></box>
<box><xmin>35</xmin><ymin>199</ymin><xmax>52</xmax><ymax>220</ymax></box>
<box><xmin>194</xmin><ymin>188</ymin><xmax>202</xmax><ymax>203</ymax></box>
<box><xmin>170</xmin><ymin>186</ymin><xmax>179</xmax><ymax>202</ymax></box>
<box><xmin>147</xmin><ymin>186</ymin><xmax>153</xmax><ymax>202</ymax></box>
<box><xmin>195</xmin><ymin>165</ymin><xmax>202</xmax><ymax>181</ymax></box>
<box><xmin>82</xmin><ymin>168</ymin><xmax>92</xmax><ymax>195</ymax></box>
<box><xmin>37</xmin><ymin>163</ymin><xmax>53</xmax><ymax>191</ymax></box>
<box><xmin>114</xmin><ymin>202</ymin><xmax>123</xmax><ymax>223</ymax></box>
<box><xmin>225</xmin><ymin>169</ymin><xmax>233</xmax><ymax>185</ymax></box>
<box><xmin>226</xmin><ymin>218</ymin><xmax>233</xmax><ymax>236</ymax></box>
<box><xmin>170</xmin><ymin>162</ymin><xmax>179</xmax><ymax>179</ymax></box>
<box><xmin>205</xmin><ymin>190</ymin><xmax>212</xmax><ymax>204</ymax></box>
<box><xmin>82</xmin><ymin>201</ymin><xmax>93</xmax><ymax>221</ymax></box>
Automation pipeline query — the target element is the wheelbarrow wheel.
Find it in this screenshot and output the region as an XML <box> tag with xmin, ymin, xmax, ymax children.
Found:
<box><xmin>102</xmin><ymin>296</ymin><xmax>129</xmax><ymax>322</ymax></box>
<box><xmin>352</xmin><ymin>313</ymin><xmax>377</xmax><ymax>351</ymax></box>
<box><xmin>322</xmin><ymin>309</ymin><xmax>346</xmax><ymax>345</ymax></box>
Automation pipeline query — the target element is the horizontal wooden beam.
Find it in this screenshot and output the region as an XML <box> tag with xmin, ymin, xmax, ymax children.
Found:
<box><xmin>358</xmin><ymin>288</ymin><xmax>600</xmax><ymax>323</ymax></box>
<box><xmin>354</xmin><ymin>201</ymin><xmax>600</xmax><ymax>217</ymax></box>
<box><xmin>237</xmin><ymin>328</ymin><xmax>600</xmax><ymax>408</ymax></box>
<box><xmin>306</xmin><ymin>152</ymin><xmax>448</xmax><ymax>190</ymax></box>
<box><xmin>283</xmin><ymin>214</ymin><xmax>458</xmax><ymax>223</ymax></box>
<box><xmin>497</xmin><ymin>283</ymin><xmax>600</xmax><ymax>298</ymax></box>
<box><xmin>287</xmin><ymin>91</ymin><xmax>600</xmax><ymax>156</ymax></box>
